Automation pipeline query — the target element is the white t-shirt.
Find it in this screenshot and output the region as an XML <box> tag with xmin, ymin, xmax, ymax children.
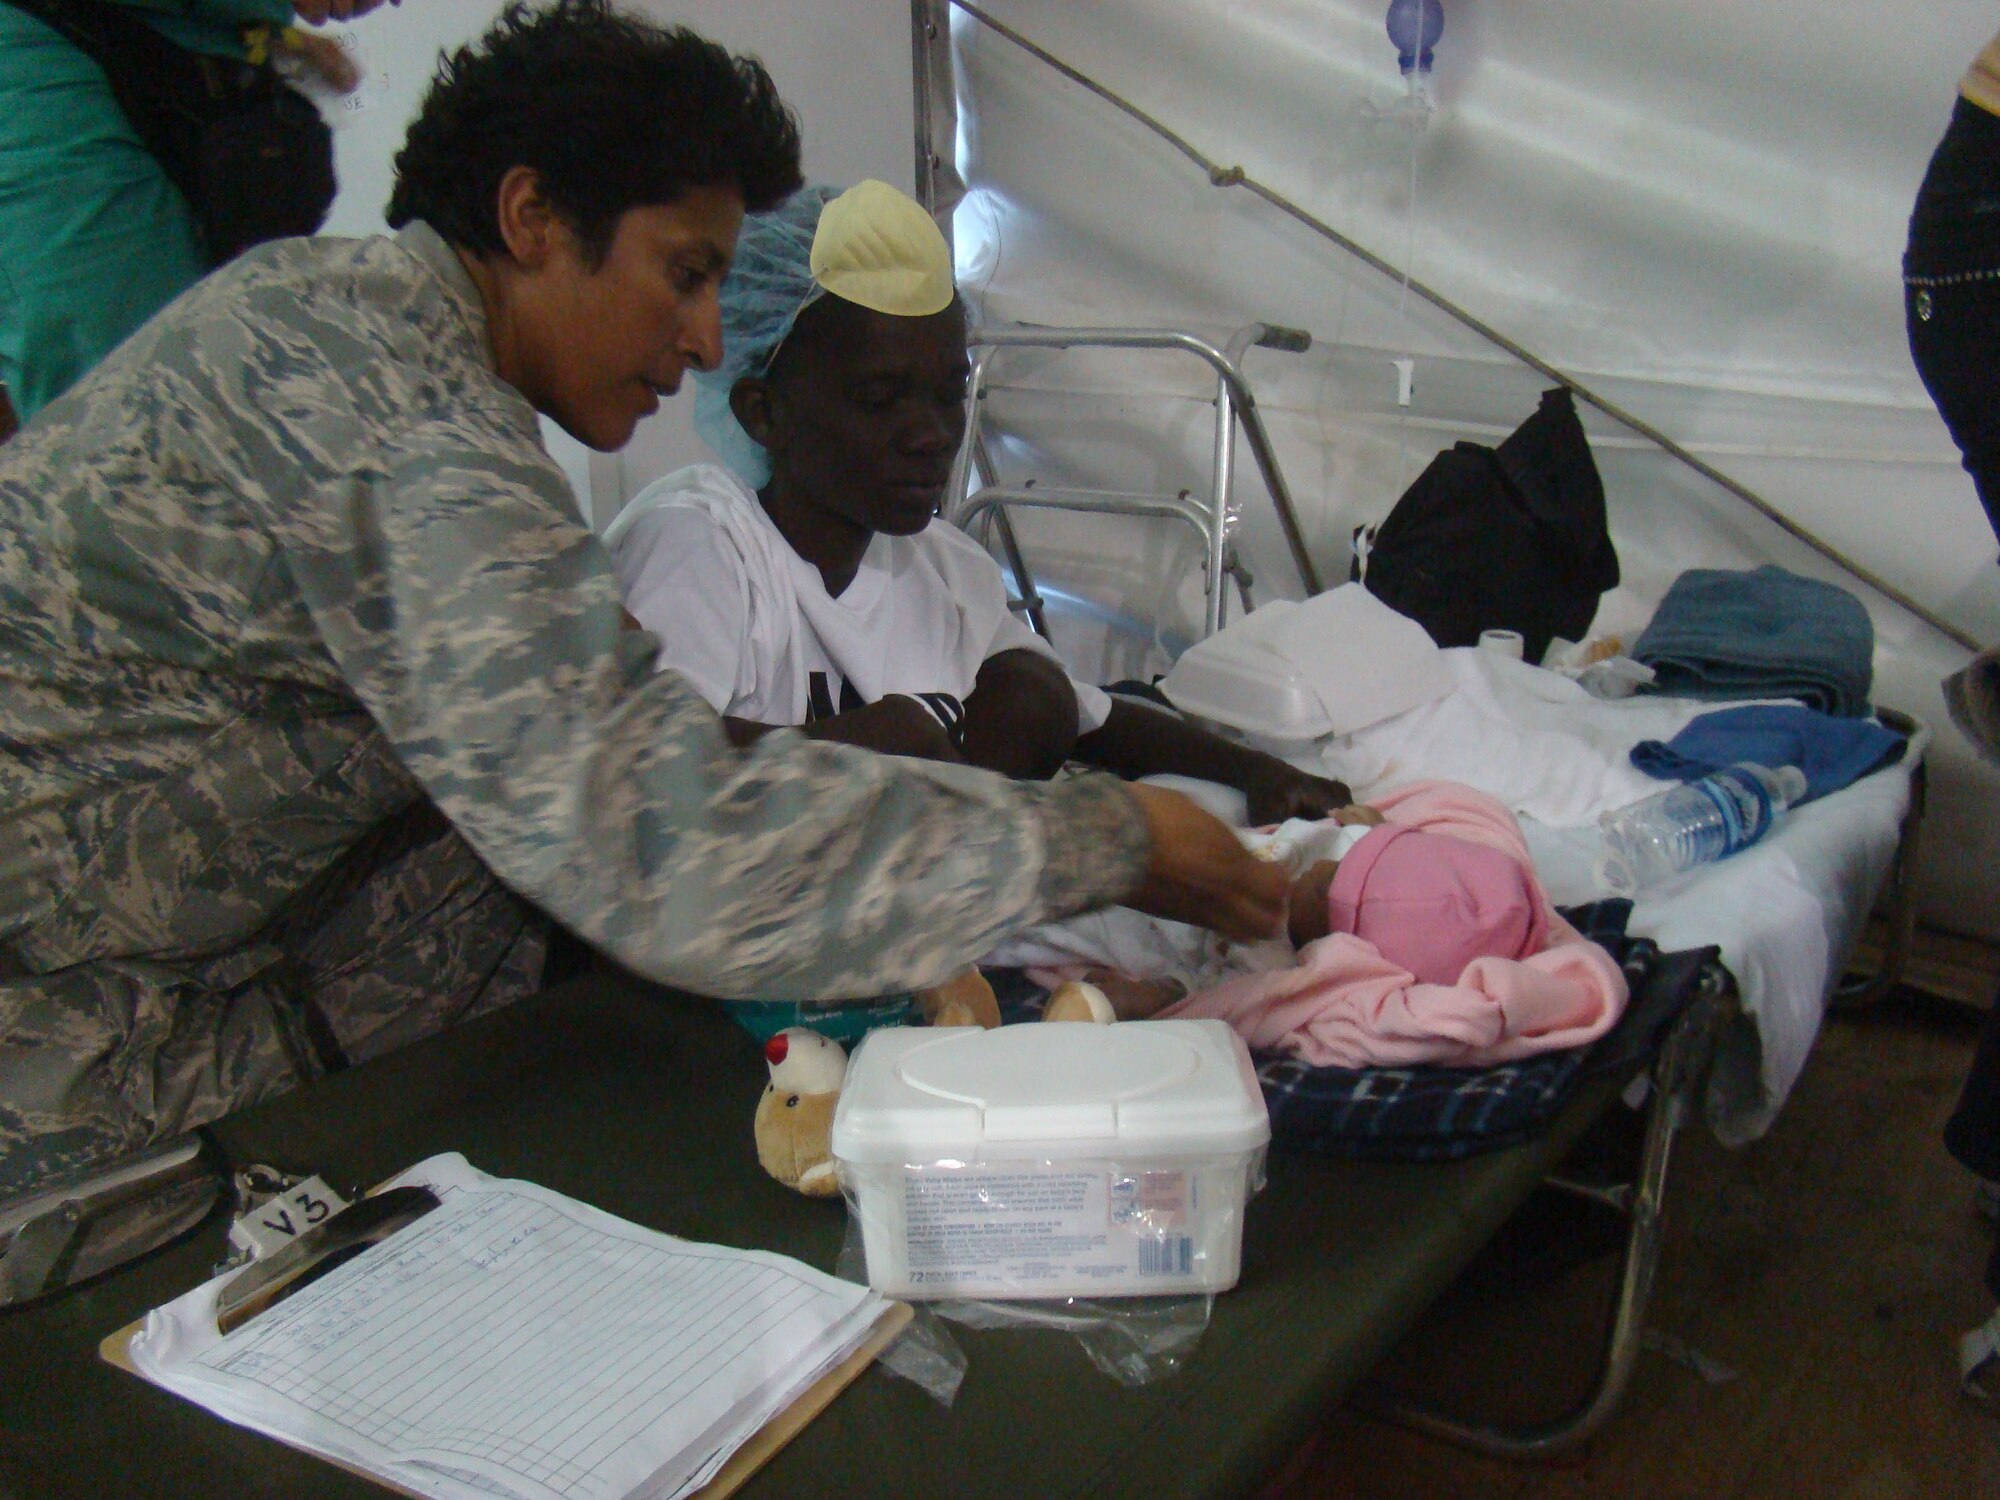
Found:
<box><xmin>604</xmin><ymin>463</ymin><xmax>1113</xmax><ymax>733</ymax></box>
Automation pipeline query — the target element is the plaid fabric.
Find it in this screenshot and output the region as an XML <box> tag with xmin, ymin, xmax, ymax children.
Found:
<box><xmin>991</xmin><ymin>902</ymin><xmax>1720</xmax><ymax>1164</ymax></box>
<box><xmin>1255</xmin><ymin>902</ymin><xmax>1717</xmax><ymax>1161</ymax></box>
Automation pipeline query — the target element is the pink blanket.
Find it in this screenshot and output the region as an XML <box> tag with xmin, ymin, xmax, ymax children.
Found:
<box><xmin>1159</xmin><ymin>781</ymin><xmax>1628</xmax><ymax>1069</ymax></box>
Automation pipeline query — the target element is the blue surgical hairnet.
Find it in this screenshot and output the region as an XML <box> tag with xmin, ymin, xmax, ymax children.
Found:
<box><xmin>692</xmin><ymin>185</ymin><xmax>841</xmax><ymax>489</ymax></box>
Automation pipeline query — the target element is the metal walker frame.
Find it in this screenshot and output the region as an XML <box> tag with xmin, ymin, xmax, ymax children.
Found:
<box><xmin>943</xmin><ymin>323</ymin><xmax>1324</xmax><ymax>641</ymax></box>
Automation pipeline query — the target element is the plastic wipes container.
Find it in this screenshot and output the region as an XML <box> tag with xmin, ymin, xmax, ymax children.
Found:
<box><xmin>830</xmin><ymin>1020</ymin><xmax>1270</xmax><ymax>1301</ymax></box>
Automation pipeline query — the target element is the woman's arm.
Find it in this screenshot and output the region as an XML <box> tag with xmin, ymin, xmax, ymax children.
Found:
<box><xmin>728</xmin><ymin>645</ymin><xmax>1075</xmax><ymax>775</ymax></box>
<box><xmin>723</xmin><ymin>697</ymin><xmax>964</xmax><ymax>762</ymax></box>
<box><xmin>1074</xmin><ymin>696</ymin><xmax>1353</xmax><ymax>824</ymax></box>
<box><xmin>958</xmin><ymin>647</ymin><xmax>1080</xmax><ymax>779</ymax></box>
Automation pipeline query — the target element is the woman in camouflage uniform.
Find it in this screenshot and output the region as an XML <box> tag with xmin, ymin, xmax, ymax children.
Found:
<box><xmin>0</xmin><ymin>0</ymin><xmax>1285</xmax><ymax>1201</ymax></box>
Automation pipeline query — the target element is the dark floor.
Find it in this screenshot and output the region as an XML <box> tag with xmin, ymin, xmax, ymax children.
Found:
<box><xmin>1279</xmin><ymin>981</ymin><xmax>2000</xmax><ymax>1498</ymax></box>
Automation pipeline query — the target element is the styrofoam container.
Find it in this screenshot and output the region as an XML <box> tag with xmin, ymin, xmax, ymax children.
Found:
<box><xmin>1157</xmin><ymin>602</ymin><xmax>1335</xmax><ymax>740</ymax></box>
<box><xmin>830</xmin><ymin>1020</ymin><xmax>1270</xmax><ymax>1300</ymax></box>
<box><xmin>1158</xmin><ymin>586</ymin><xmax>1452</xmax><ymax>741</ymax></box>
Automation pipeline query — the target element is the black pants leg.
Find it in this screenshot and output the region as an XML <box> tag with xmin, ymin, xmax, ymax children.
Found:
<box><xmin>1905</xmin><ymin>98</ymin><xmax>2000</xmax><ymax>545</ymax></box>
<box><xmin>1945</xmin><ymin>988</ymin><xmax>2000</xmax><ymax>1300</ymax></box>
<box><xmin>1907</xmin><ymin>98</ymin><xmax>2000</xmax><ymax>1305</ymax></box>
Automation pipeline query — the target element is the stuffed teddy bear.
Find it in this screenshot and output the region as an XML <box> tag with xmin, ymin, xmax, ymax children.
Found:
<box><xmin>753</xmin><ymin>975</ymin><xmax>1114</xmax><ymax>1196</ymax></box>
<box><xmin>914</xmin><ymin>967</ymin><xmax>1115</xmax><ymax>1026</ymax></box>
<box><xmin>1042</xmin><ymin>980</ymin><xmax>1116</xmax><ymax>1023</ymax></box>
<box><xmin>753</xmin><ymin>1026</ymin><xmax>849</xmax><ymax>1197</ymax></box>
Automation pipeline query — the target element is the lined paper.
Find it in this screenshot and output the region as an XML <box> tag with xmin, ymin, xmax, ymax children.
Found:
<box><xmin>128</xmin><ymin>1154</ymin><xmax>885</xmax><ymax>1500</ymax></box>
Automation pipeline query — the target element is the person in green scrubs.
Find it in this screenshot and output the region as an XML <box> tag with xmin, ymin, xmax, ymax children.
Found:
<box><xmin>0</xmin><ymin>0</ymin><xmax>376</xmax><ymax>421</ymax></box>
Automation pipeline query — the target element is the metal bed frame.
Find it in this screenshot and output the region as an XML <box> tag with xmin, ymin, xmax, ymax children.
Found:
<box><xmin>1363</xmin><ymin>717</ymin><xmax>1929</xmax><ymax>1457</ymax></box>
<box><xmin>1830</xmin><ymin>706</ymin><xmax>1929</xmax><ymax>1011</ymax></box>
<box><xmin>1362</xmin><ymin>959</ymin><xmax>1741</xmax><ymax>1457</ymax></box>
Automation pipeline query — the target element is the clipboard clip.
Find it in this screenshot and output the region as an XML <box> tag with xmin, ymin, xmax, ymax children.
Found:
<box><xmin>214</xmin><ymin>1185</ymin><xmax>440</xmax><ymax>1335</ymax></box>
<box><xmin>0</xmin><ymin>1136</ymin><xmax>226</xmax><ymax>1309</ymax></box>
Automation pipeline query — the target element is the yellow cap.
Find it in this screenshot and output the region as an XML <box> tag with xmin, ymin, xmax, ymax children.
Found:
<box><xmin>809</xmin><ymin>179</ymin><xmax>954</xmax><ymax>317</ymax></box>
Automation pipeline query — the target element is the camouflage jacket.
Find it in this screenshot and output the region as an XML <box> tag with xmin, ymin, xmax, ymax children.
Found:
<box><xmin>0</xmin><ymin>224</ymin><xmax>1149</xmax><ymax>1001</ymax></box>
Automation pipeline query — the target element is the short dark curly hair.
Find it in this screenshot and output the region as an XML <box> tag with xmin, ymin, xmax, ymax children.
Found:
<box><xmin>387</xmin><ymin>0</ymin><xmax>803</xmax><ymax>263</ymax></box>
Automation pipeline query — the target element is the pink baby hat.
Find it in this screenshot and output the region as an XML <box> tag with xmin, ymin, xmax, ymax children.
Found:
<box><xmin>1324</xmin><ymin>824</ymin><xmax>1549</xmax><ymax>985</ymax></box>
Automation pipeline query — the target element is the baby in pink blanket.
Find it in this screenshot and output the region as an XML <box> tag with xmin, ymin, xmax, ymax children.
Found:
<box><xmin>1139</xmin><ymin>780</ymin><xmax>1630</xmax><ymax>1070</ymax></box>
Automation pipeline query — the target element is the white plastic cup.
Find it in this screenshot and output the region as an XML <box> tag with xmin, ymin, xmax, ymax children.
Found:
<box><xmin>1478</xmin><ymin>629</ymin><xmax>1524</xmax><ymax>659</ymax></box>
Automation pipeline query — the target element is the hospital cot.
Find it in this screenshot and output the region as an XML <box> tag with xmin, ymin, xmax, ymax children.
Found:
<box><xmin>942</xmin><ymin>324</ymin><xmax>1928</xmax><ymax>1453</ymax></box>
<box><xmin>0</xmin><ymin>959</ymin><xmax>1741</xmax><ymax>1495</ymax></box>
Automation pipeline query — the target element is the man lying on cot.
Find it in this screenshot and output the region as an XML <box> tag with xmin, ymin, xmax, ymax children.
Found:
<box><xmin>607</xmin><ymin>179</ymin><xmax>1352</xmax><ymax>832</ymax></box>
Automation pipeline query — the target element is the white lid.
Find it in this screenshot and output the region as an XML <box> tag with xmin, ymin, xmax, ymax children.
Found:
<box><xmin>1158</xmin><ymin>601</ymin><xmax>1333</xmax><ymax>739</ymax></box>
<box><xmin>830</xmin><ymin>1020</ymin><xmax>1271</xmax><ymax>1163</ymax></box>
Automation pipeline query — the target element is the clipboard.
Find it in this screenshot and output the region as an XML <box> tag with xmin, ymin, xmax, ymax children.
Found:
<box><xmin>98</xmin><ymin>1177</ymin><xmax>913</xmax><ymax>1500</ymax></box>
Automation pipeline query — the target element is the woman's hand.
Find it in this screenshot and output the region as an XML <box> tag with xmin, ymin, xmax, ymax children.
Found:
<box><xmin>1286</xmin><ymin>859</ymin><xmax>1341</xmax><ymax>947</ymax></box>
<box><xmin>1120</xmin><ymin>783</ymin><xmax>1288</xmax><ymax>942</ymax></box>
<box><xmin>960</xmin><ymin>649</ymin><xmax>1079</xmax><ymax>780</ymax></box>
<box><xmin>280</xmin><ymin>30</ymin><xmax>360</xmax><ymax>91</ymax></box>
<box><xmin>797</xmin><ymin>695</ymin><xmax>966</xmax><ymax>764</ymax></box>
<box><xmin>1241</xmin><ymin>759</ymin><xmax>1354</xmax><ymax>826</ymax></box>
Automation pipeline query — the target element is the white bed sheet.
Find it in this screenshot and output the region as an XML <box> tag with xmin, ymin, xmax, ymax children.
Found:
<box><xmin>1299</xmin><ymin>648</ymin><xmax>1914</xmax><ymax>1144</ymax></box>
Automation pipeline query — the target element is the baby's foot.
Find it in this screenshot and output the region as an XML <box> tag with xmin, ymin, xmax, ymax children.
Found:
<box><xmin>1073</xmin><ymin>972</ymin><xmax>1186</xmax><ymax>1020</ymax></box>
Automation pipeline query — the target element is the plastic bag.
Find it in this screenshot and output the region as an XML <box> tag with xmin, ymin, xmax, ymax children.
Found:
<box><xmin>1541</xmin><ymin>635</ymin><xmax>1657</xmax><ymax>699</ymax></box>
<box><xmin>836</xmin><ymin>1214</ymin><xmax>1215</xmax><ymax>1389</ymax></box>
<box><xmin>868</xmin><ymin>1298</ymin><xmax>970</xmax><ymax>1408</ymax></box>
<box><xmin>930</xmin><ymin>1289</ymin><xmax>1214</xmax><ymax>1387</ymax></box>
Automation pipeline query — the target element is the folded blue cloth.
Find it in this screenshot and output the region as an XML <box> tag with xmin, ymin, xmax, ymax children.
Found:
<box><xmin>1632</xmin><ymin>565</ymin><xmax>1874</xmax><ymax>717</ymax></box>
<box><xmin>1629</xmin><ymin>704</ymin><xmax>1905</xmax><ymax>803</ymax></box>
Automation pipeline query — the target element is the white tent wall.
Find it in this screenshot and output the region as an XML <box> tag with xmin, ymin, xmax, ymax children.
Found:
<box><xmin>311</xmin><ymin>0</ymin><xmax>916</xmax><ymax>527</ymax></box>
<box><xmin>946</xmin><ymin>0</ymin><xmax>2000</xmax><ymax>940</ymax></box>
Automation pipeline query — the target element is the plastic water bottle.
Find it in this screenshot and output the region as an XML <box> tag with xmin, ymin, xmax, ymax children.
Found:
<box><xmin>1596</xmin><ymin>762</ymin><xmax>1809</xmax><ymax>896</ymax></box>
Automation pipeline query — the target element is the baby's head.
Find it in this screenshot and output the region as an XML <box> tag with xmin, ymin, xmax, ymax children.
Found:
<box><xmin>1287</xmin><ymin>825</ymin><xmax>1548</xmax><ymax>983</ymax></box>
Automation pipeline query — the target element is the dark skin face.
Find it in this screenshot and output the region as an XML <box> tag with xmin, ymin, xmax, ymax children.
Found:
<box><xmin>718</xmin><ymin>294</ymin><xmax>1071</xmax><ymax>771</ymax></box>
<box><xmin>731</xmin><ymin>294</ymin><xmax>970</xmax><ymax>597</ymax></box>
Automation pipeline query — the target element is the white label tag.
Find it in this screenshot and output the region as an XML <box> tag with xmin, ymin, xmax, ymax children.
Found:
<box><xmin>900</xmin><ymin>1165</ymin><xmax>1199</xmax><ymax>1293</ymax></box>
<box><xmin>228</xmin><ymin>1176</ymin><xmax>350</xmax><ymax>1261</ymax></box>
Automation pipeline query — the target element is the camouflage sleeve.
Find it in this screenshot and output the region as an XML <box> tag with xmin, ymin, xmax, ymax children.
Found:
<box><xmin>1017</xmin><ymin>771</ymin><xmax>1152</xmax><ymax>920</ymax></box>
<box><xmin>282</xmin><ymin>411</ymin><xmax>1151</xmax><ymax>1001</ymax></box>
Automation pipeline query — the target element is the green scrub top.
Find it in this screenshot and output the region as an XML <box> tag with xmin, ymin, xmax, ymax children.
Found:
<box><xmin>0</xmin><ymin>0</ymin><xmax>294</xmax><ymax>418</ymax></box>
<box><xmin>74</xmin><ymin>0</ymin><xmax>295</xmax><ymax>58</ymax></box>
